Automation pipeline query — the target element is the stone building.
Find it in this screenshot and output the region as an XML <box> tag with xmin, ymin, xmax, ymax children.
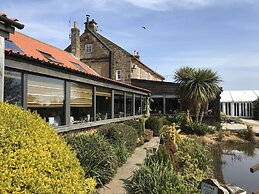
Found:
<box><xmin>65</xmin><ymin>16</ymin><xmax>164</xmax><ymax>84</ymax></box>
<box><xmin>64</xmin><ymin>16</ymin><xmax>221</xmax><ymax>121</ymax></box>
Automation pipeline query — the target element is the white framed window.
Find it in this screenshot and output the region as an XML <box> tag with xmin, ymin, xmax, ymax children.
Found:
<box><xmin>148</xmin><ymin>73</ymin><xmax>151</xmax><ymax>80</ymax></box>
<box><xmin>116</xmin><ymin>70</ymin><xmax>122</xmax><ymax>80</ymax></box>
<box><xmin>85</xmin><ymin>44</ymin><xmax>93</xmax><ymax>53</ymax></box>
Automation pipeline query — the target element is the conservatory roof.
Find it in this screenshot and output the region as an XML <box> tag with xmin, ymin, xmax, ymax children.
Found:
<box><xmin>220</xmin><ymin>90</ymin><xmax>259</xmax><ymax>103</ymax></box>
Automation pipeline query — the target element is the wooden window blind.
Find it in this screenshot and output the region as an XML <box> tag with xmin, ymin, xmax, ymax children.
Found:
<box><xmin>27</xmin><ymin>75</ymin><xmax>64</xmax><ymax>108</ymax></box>
<box><xmin>71</xmin><ymin>82</ymin><xmax>93</xmax><ymax>107</ymax></box>
<box><xmin>96</xmin><ymin>87</ymin><xmax>111</xmax><ymax>97</ymax></box>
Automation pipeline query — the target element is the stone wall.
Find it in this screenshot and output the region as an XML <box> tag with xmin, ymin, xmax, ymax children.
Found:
<box><xmin>74</xmin><ymin>22</ymin><xmax>163</xmax><ymax>83</ymax></box>
<box><xmin>131</xmin><ymin>59</ymin><xmax>162</xmax><ymax>81</ymax></box>
<box><xmin>80</xmin><ymin>32</ymin><xmax>110</xmax><ymax>78</ymax></box>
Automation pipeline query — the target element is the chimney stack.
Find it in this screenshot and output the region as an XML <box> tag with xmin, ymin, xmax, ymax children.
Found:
<box><xmin>71</xmin><ymin>21</ymin><xmax>80</xmax><ymax>58</ymax></box>
<box><xmin>84</xmin><ymin>15</ymin><xmax>90</xmax><ymax>32</ymax></box>
<box><xmin>84</xmin><ymin>15</ymin><xmax>97</xmax><ymax>32</ymax></box>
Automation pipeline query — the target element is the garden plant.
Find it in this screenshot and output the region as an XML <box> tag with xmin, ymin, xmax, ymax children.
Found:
<box><xmin>0</xmin><ymin>102</ymin><xmax>94</xmax><ymax>193</ymax></box>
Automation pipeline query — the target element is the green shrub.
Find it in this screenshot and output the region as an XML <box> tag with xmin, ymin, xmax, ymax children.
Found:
<box><xmin>176</xmin><ymin>139</ymin><xmax>211</xmax><ymax>171</ymax></box>
<box><xmin>129</xmin><ymin>145</ymin><xmax>203</xmax><ymax>194</ymax></box>
<box><xmin>113</xmin><ymin>143</ymin><xmax>129</xmax><ymax>166</ymax></box>
<box><xmin>236</xmin><ymin>126</ymin><xmax>256</xmax><ymax>143</ymax></box>
<box><xmin>188</xmin><ymin>122</ymin><xmax>211</xmax><ymax>136</ymax></box>
<box><xmin>98</xmin><ymin>123</ymin><xmax>138</xmax><ymax>152</ymax></box>
<box><xmin>145</xmin><ymin>145</ymin><xmax>172</xmax><ymax>166</ymax></box>
<box><xmin>64</xmin><ymin>133</ymin><xmax>118</xmax><ymax>187</ymax></box>
<box><xmin>145</xmin><ymin>116</ymin><xmax>162</xmax><ymax>136</ymax></box>
<box><xmin>174</xmin><ymin>112</ymin><xmax>192</xmax><ymax>133</ymax></box>
<box><xmin>221</xmin><ymin>112</ymin><xmax>243</xmax><ymax>124</ymax></box>
<box><xmin>0</xmin><ymin>102</ymin><xmax>88</xmax><ymax>193</ymax></box>
<box><xmin>129</xmin><ymin>160</ymin><xmax>178</xmax><ymax>194</ymax></box>
<box><xmin>164</xmin><ymin>115</ymin><xmax>177</xmax><ymax>125</ymax></box>
<box><xmin>98</xmin><ymin>123</ymin><xmax>138</xmax><ymax>166</ymax></box>
<box><xmin>158</xmin><ymin>116</ymin><xmax>171</xmax><ymax>126</ymax></box>
<box><xmin>124</xmin><ymin>119</ymin><xmax>144</xmax><ymax>137</ymax></box>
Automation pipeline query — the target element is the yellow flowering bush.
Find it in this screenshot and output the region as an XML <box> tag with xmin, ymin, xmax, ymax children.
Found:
<box><xmin>0</xmin><ymin>102</ymin><xmax>91</xmax><ymax>193</ymax></box>
<box><xmin>85</xmin><ymin>178</ymin><xmax>97</xmax><ymax>193</ymax></box>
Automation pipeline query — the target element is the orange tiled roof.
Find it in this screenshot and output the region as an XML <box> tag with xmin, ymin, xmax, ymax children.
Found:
<box><xmin>5</xmin><ymin>32</ymin><xmax>150</xmax><ymax>93</ymax></box>
<box><xmin>8</xmin><ymin>32</ymin><xmax>98</xmax><ymax>76</ymax></box>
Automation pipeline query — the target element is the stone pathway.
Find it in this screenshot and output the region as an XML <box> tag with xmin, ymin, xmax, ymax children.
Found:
<box><xmin>98</xmin><ymin>137</ymin><xmax>160</xmax><ymax>194</ymax></box>
<box><xmin>241</xmin><ymin>119</ymin><xmax>259</xmax><ymax>134</ymax></box>
<box><xmin>221</xmin><ymin>118</ymin><xmax>259</xmax><ymax>134</ymax></box>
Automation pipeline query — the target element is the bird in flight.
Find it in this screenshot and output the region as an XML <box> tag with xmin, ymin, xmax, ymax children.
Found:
<box><xmin>141</xmin><ymin>26</ymin><xmax>147</xmax><ymax>30</ymax></box>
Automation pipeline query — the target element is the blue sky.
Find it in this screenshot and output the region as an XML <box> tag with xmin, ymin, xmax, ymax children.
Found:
<box><xmin>3</xmin><ymin>0</ymin><xmax>259</xmax><ymax>90</ymax></box>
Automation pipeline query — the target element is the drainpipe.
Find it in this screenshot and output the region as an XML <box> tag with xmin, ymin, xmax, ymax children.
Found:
<box><xmin>109</xmin><ymin>51</ymin><xmax>113</xmax><ymax>79</ymax></box>
<box><xmin>0</xmin><ymin>37</ymin><xmax>4</xmax><ymax>101</ymax></box>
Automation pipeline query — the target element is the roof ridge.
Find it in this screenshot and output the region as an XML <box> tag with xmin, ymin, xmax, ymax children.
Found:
<box><xmin>15</xmin><ymin>31</ymin><xmax>71</xmax><ymax>54</ymax></box>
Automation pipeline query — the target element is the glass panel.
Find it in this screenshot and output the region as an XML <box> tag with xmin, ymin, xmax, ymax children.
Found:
<box><xmin>135</xmin><ymin>95</ymin><xmax>141</xmax><ymax>115</ymax></box>
<box><xmin>96</xmin><ymin>87</ymin><xmax>111</xmax><ymax>97</ymax></box>
<box><xmin>126</xmin><ymin>93</ymin><xmax>133</xmax><ymax>116</ymax></box>
<box><xmin>114</xmin><ymin>91</ymin><xmax>124</xmax><ymax>118</ymax></box>
<box><xmin>165</xmin><ymin>98</ymin><xmax>180</xmax><ymax>114</ymax></box>
<box><xmin>150</xmin><ymin>98</ymin><xmax>163</xmax><ymax>114</ymax></box>
<box><xmin>4</xmin><ymin>70</ymin><xmax>22</xmax><ymax>106</ymax></box>
<box><xmin>96</xmin><ymin>87</ymin><xmax>111</xmax><ymax>120</ymax></box>
<box><xmin>70</xmin><ymin>82</ymin><xmax>93</xmax><ymax>124</ymax></box>
<box><xmin>27</xmin><ymin>74</ymin><xmax>65</xmax><ymax>126</ymax></box>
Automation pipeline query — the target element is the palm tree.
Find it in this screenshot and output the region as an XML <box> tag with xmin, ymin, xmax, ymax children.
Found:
<box><xmin>174</xmin><ymin>67</ymin><xmax>221</xmax><ymax>123</ymax></box>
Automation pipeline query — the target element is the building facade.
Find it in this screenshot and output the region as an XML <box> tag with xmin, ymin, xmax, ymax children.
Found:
<box><xmin>65</xmin><ymin>17</ymin><xmax>165</xmax><ymax>84</ymax></box>
<box><xmin>65</xmin><ymin>17</ymin><xmax>183</xmax><ymax>114</ymax></box>
<box><xmin>131</xmin><ymin>79</ymin><xmax>180</xmax><ymax>114</ymax></box>
<box><xmin>1</xmin><ymin>14</ymin><xmax>150</xmax><ymax>133</ymax></box>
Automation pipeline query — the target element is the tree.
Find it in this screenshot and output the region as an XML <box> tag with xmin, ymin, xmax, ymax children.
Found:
<box><xmin>174</xmin><ymin>67</ymin><xmax>221</xmax><ymax>123</ymax></box>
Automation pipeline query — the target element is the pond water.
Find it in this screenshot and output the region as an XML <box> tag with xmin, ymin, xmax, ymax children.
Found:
<box><xmin>212</xmin><ymin>144</ymin><xmax>259</xmax><ymax>193</ymax></box>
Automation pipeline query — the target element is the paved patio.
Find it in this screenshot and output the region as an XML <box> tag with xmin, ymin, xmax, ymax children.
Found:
<box><xmin>221</xmin><ymin>118</ymin><xmax>259</xmax><ymax>134</ymax></box>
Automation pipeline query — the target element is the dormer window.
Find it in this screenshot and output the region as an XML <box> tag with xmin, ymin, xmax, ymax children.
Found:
<box><xmin>38</xmin><ymin>50</ymin><xmax>63</xmax><ymax>64</ymax></box>
<box><xmin>71</xmin><ymin>61</ymin><xmax>87</xmax><ymax>73</ymax></box>
<box><xmin>85</xmin><ymin>44</ymin><xmax>93</xmax><ymax>53</ymax></box>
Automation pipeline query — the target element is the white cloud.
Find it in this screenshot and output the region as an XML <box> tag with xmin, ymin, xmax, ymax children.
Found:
<box><xmin>123</xmin><ymin>0</ymin><xmax>172</xmax><ymax>10</ymax></box>
<box><xmin>121</xmin><ymin>0</ymin><xmax>213</xmax><ymax>10</ymax></box>
<box><xmin>108</xmin><ymin>0</ymin><xmax>259</xmax><ymax>11</ymax></box>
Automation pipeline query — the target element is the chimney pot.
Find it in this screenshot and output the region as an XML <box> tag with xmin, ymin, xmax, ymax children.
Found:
<box><xmin>134</xmin><ymin>50</ymin><xmax>140</xmax><ymax>60</ymax></box>
<box><xmin>88</xmin><ymin>19</ymin><xmax>97</xmax><ymax>32</ymax></box>
<box><xmin>85</xmin><ymin>14</ymin><xmax>90</xmax><ymax>31</ymax></box>
<box><xmin>74</xmin><ymin>21</ymin><xmax>77</xmax><ymax>28</ymax></box>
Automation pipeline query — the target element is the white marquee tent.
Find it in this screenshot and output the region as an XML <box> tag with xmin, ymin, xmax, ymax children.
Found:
<box><xmin>220</xmin><ymin>90</ymin><xmax>259</xmax><ymax>118</ymax></box>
